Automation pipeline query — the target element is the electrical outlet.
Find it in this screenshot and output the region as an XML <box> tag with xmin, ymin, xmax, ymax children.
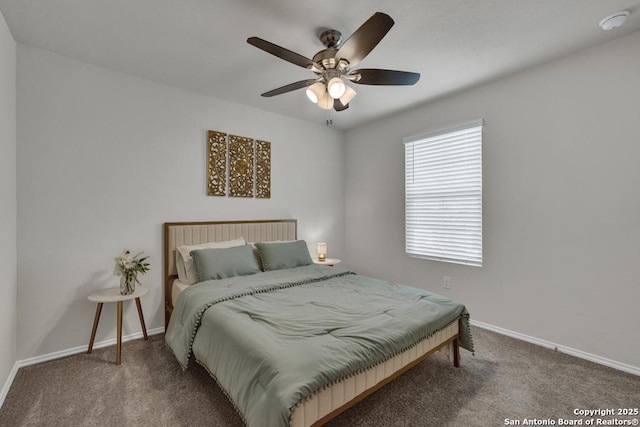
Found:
<box><xmin>443</xmin><ymin>276</ymin><xmax>451</xmax><ymax>289</ymax></box>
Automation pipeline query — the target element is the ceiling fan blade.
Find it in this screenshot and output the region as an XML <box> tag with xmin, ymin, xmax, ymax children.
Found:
<box><xmin>334</xmin><ymin>99</ymin><xmax>349</xmax><ymax>111</ymax></box>
<box><xmin>261</xmin><ymin>79</ymin><xmax>317</xmax><ymax>97</ymax></box>
<box><xmin>351</xmin><ymin>69</ymin><xmax>420</xmax><ymax>85</ymax></box>
<box><xmin>247</xmin><ymin>37</ymin><xmax>317</xmax><ymax>70</ymax></box>
<box><xmin>335</xmin><ymin>12</ymin><xmax>394</xmax><ymax>68</ymax></box>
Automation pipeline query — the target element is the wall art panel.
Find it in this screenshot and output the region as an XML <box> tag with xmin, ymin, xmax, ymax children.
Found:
<box><xmin>228</xmin><ymin>134</ymin><xmax>255</xmax><ymax>198</ymax></box>
<box><xmin>207</xmin><ymin>130</ymin><xmax>227</xmax><ymax>196</ymax></box>
<box><xmin>255</xmin><ymin>140</ymin><xmax>271</xmax><ymax>199</ymax></box>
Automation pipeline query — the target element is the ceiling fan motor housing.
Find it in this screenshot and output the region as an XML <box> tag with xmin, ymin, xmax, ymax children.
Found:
<box><xmin>312</xmin><ymin>48</ymin><xmax>339</xmax><ymax>70</ymax></box>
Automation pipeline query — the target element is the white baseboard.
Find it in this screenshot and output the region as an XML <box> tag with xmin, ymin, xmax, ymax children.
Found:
<box><xmin>0</xmin><ymin>327</ymin><xmax>164</xmax><ymax>408</ymax></box>
<box><xmin>471</xmin><ymin>320</ymin><xmax>640</xmax><ymax>377</ymax></box>
<box><xmin>0</xmin><ymin>361</ymin><xmax>19</xmax><ymax>409</ymax></box>
<box><xmin>16</xmin><ymin>327</ymin><xmax>164</xmax><ymax>369</ymax></box>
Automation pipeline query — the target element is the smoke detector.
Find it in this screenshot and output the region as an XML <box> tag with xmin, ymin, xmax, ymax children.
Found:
<box><xmin>599</xmin><ymin>11</ymin><xmax>630</xmax><ymax>30</ymax></box>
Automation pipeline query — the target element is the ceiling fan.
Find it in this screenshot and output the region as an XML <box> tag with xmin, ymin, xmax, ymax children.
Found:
<box><xmin>247</xmin><ymin>12</ymin><xmax>420</xmax><ymax>112</ymax></box>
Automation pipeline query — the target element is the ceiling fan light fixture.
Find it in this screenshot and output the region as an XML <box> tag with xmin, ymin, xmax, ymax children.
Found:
<box><xmin>327</xmin><ymin>77</ymin><xmax>346</xmax><ymax>99</ymax></box>
<box><xmin>317</xmin><ymin>90</ymin><xmax>334</xmax><ymax>109</ymax></box>
<box><xmin>340</xmin><ymin>85</ymin><xmax>357</xmax><ymax>105</ymax></box>
<box><xmin>306</xmin><ymin>82</ymin><xmax>325</xmax><ymax>104</ymax></box>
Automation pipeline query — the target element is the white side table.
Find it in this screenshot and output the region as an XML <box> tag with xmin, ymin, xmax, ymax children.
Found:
<box><xmin>87</xmin><ymin>285</ymin><xmax>149</xmax><ymax>365</ymax></box>
<box><xmin>313</xmin><ymin>258</ymin><xmax>341</xmax><ymax>266</ymax></box>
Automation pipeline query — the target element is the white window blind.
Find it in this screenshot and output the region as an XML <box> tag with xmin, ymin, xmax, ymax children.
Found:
<box><xmin>404</xmin><ymin>120</ymin><xmax>483</xmax><ymax>266</ymax></box>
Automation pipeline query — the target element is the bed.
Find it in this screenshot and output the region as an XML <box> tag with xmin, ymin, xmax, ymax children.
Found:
<box><xmin>164</xmin><ymin>219</ymin><xmax>473</xmax><ymax>427</ymax></box>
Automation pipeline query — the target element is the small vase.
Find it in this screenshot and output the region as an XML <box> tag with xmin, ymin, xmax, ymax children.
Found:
<box><xmin>120</xmin><ymin>274</ymin><xmax>136</xmax><ymax>295</ymax></box>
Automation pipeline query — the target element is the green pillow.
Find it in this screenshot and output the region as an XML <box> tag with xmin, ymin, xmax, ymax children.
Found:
<box><xmin>191</xmin><ymin>244</ymin><xmax>260</xmax><ymax>282</ymax></box>
<box><xmin>255</xmin><ymin>240</ymin><xmax>314</xmax><ymax>271</ymax></box>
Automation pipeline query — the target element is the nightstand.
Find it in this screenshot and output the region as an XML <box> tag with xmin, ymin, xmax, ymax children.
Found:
<box><xmin>313</xmin><ymin>258</ymin><xmax>341</xmax><ymax>267</ymax></box>
<box><xmin>87</xmin><ymin>285</ymin><xmax>149</xmax><ymax>365</ymax></box>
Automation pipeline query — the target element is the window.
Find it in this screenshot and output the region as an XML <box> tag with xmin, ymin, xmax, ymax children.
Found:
<box><xmin>404</xmin><ymin>120</ymin><xmax>483</xmax><ymax>266</ymax></box>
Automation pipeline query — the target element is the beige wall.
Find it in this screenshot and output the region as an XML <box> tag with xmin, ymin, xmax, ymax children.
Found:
<box><xmin>345</xmin><ymin>30</ymin><xmax>640</xmax><ymax>370</ymax></box>
<box><xmin>16</xmin><ymin>45</ymin><xmax>345</xmax><ymax>360</ymax></box>
<box><xmin>0</xmin><ymin>7</ymin><xmax>17</xmax><ymax>400</ymax></box>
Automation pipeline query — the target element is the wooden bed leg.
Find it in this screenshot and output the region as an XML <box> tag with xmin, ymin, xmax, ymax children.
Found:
<box><xmin>453</xmin><ymin>338</ymin><xmax>461</xmax><ymax>367</ymax></box>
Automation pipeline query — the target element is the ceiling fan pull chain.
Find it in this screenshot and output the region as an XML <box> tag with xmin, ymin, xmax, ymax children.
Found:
<box><xmin>326</xmin><ymin>109</ymin><xmax>333</xmax><ymax>126</ymax></box>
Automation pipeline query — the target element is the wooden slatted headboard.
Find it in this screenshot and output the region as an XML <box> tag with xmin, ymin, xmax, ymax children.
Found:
<box><xmin>163</xmin><ymin>219</ymin><xmax>297</xmax><ymax>328</ymax></box>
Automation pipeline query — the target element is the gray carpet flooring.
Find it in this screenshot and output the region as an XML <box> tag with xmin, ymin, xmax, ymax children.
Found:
<box><xmin>1</xmin><ymin>326</ymin><xmax>638</xmax><ymax>426</ymax></box>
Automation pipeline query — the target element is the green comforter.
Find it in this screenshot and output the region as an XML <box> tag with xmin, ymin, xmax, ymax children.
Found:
<box><xmin>165</xmin><ymin>265</ymin><xmax>473</xmax><ymax>427</ymax></box>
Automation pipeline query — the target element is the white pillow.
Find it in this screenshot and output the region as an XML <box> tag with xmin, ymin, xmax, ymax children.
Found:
<box><xmin>176</xmin><ymin>237</ymin><xmax>246</xmax><ymax>285</ymax></box>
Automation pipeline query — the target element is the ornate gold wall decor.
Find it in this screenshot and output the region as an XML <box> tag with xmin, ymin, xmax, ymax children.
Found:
<box><xmin>228</xmin><ymin>135</ymin><xmax>255</xmax><ymax>198</ymax></box>
<box><xmin>207</xmin><ymin>130</ymin><xmax>271</xmax><ymax>198</ymax></box>
<box><xmin>255</xmin><ymin>140</ymin><xmax>271</xmax><ymax>199</ymax></box>
<box><xmin>207</xmin><ymin>131</ymin><xmax>227</xmax><ymax>196</ymax></box>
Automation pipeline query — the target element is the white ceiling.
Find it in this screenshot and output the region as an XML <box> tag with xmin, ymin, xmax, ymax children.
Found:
<box><xmin>1</xmin><ymin>0</ymin><xmax>640</xmax><ymax>130</ymax></box>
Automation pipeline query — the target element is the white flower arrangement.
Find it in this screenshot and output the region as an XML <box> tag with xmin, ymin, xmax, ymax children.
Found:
<box><xmin>114</xmin><ymin>250</ymin><xmax>150</xmax><ymax>286</ymax></box>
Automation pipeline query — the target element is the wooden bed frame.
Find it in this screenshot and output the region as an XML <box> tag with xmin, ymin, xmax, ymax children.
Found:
<box><xmin>164</xmin><ymin>219</ymin><xmax>462</xmax><ymax>427</ymax></box>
